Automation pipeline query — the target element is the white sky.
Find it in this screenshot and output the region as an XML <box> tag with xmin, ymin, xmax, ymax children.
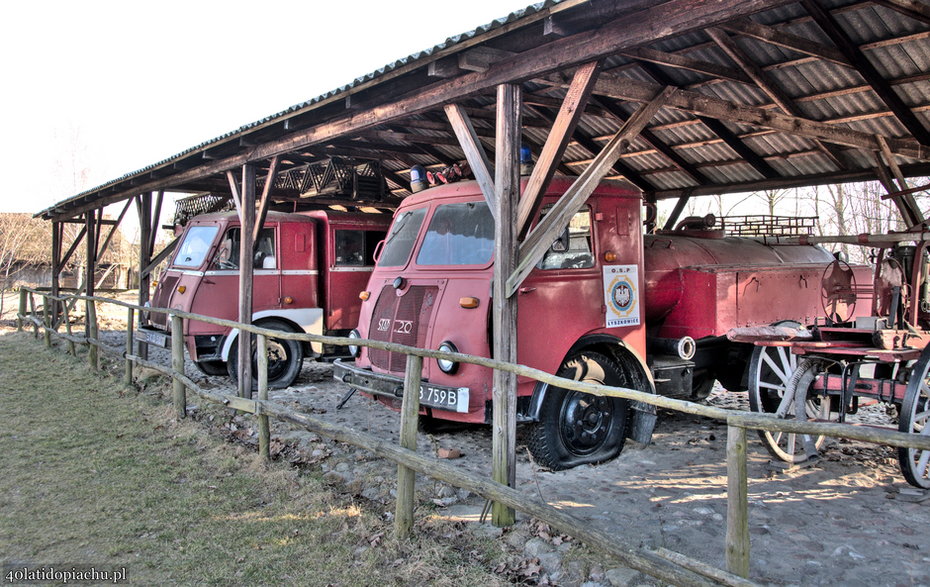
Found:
<box><xmin>0</xmin><ymin>0</ymin><xmax>536</xmax><ymax>237</ymax></box>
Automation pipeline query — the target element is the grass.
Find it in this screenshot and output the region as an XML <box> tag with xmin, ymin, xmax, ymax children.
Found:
<box><xmin>0</xmin><ymin>331</ymin><xmax>511</xmax><ymax>585</ymax></box>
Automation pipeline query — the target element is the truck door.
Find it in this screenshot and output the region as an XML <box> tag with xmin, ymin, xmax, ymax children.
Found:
<box><xmin>190</xmin><ymin>226</ymin><xmax>281</xmax><ymax>324</ymax></box>
<box><xmin>327</xmin><ymin>229</ymin><xmax>385</xmax><ymax>332</ymax></box>
<box><xmin>518</xmin><ymin>206</ymin><xmax>605</xmax><ymax>372</ymax></box>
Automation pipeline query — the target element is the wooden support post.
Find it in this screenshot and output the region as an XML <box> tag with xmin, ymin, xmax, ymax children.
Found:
<box><xmin>51</xmin><ymin>221</ymin><xmax>61</xmax><ymax>327</ymax></box>
<box><xmin>237</xmin><ymin>164</ymin><xmax>257</xmax><ymax>398</ymax></box>
<box><xmin>395</xmin><ymin>354</ymin><xmax>423</xmax><ymax>539</ymax></box>
<box><xmin>257</xmin><ymin>334</ymin><xmax>270</xmax><ymax>461</ymax></box>
<box><xmin>17</xmin><ymin>288</ymin><xmax>26</xmax><ymax>332</ymax></box>
<box><xmin>171</xmin><ymin>314</ymin><xmax>187</xmax><ymax>418</ymax></box>
<box><xmin>42</xmin><ymin>296</ymin><xmax>51</xmax><ymax>348</ymax></box>
<box><xmin>62</xmin><ymin>301</ymin><xmax>75</xmax><ymax>356</ymax></box>
<box><xmin>725</xmin><ymin>424</ymin><xmax>750</xmax><ymax>578</ymax></box>
<box><xmin>125</xmin><ymin>307</ymin><xmax>135</xmax><ymax>386</ymax></box>
<box><xmin>492</xmin><ymin>83</ymin><xmax>521</xmax><ymax>528</ymax></box>
<box><xmin>444</xmin><ymin>103</ymin><xmax>497</xmax><ymax>216</ymax></box>
<box><xmin>86</xmin><ymin>300</ymin><xmax>98</xmax><ymax>371</ymax></box>
<box><xmin>136</xmin><ymin>193</ymin><xmax>152</xmax><ymax>360</ymax></box>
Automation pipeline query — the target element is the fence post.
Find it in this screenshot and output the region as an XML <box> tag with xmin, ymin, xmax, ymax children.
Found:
<box><xmin>17</xmin><ymin>288</ymin><xmax>27</xmax><ymax>332</ymax></box>
<box><xmin>725</xmin><ymin>423</ymin><xmax>750</xmax><ymax>578</ymax></box>
<box><xmin>257</xmin><ymin>334</ymin><xmax>270</xmax><ymax>461</ymax></box>
<box><xmin>42</xmin><ymin>295</ymin><xmax>51</xmax><ymax>348</ymax></box>
<box><xmin>125</xmin><ymin>307</ymin><xmax>135</xmax><ymax>386</ymax></box>
<box><xmin>395</xmin><ymin>354</ymin><xmax>423</xmax><ymax>539</ymax></box>
<box><xmin>29</xmin><ymin>292</ymin><xmax>38</xmax><ymax>339</ymax></box>
<box><xmin>171</xmin><ymin>315</ymin><xmax>187</xmax><ymax>418</ymax></box>
<box><xmin>86</xmin><ymin>299</ymin><xmax>98</xmax><ymax>371</ymax></box>
<box><xmin>62</xmin><ymin>300</ymin><xmax>75</xmax><ymax>356</ymax></box>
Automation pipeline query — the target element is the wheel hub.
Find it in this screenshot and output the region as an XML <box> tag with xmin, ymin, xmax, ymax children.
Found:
<box><xmin>560</xmin><ymin>392</ymin><xmax>612</xmax><ymax>454</ymax></box>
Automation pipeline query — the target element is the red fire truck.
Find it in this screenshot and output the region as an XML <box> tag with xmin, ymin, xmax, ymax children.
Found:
<box><xmin>140</xmin><ymin>209</ymin><xmax>389</xmax><ymax>388</ymax></box>
<box><xmin>334</xmin><ymin>177</ymin><xmax>864</xmax><ymax>469</ymax></box>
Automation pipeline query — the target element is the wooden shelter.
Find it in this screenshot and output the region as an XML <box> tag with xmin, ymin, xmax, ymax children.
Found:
<box><xmin>36</xmin><ymin>0</ymin><xmax>930</xmax><ymax>525</ymax></box>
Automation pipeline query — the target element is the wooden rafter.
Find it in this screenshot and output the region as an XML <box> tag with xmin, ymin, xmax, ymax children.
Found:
<box><xmin>508</xmin><ymin>86</ymin><xmax>675</xmax><ymax>295</ymax></box>
<box><xmin>870</xmin><ymin>0</ymin><xmax>930</xmax><ymax>25</ymax></box>
<box><xmin>620</xmin><ymin>47</ymin><xmax>753</xmax><ymax>85</ymax></box>
<box><xmin>718</xmin><ymin>17</ymin><xmax>851</xmax><ymax>67</ymax></box>
<box><xmin>253</xmin><ymin>155</ymin><xmax>280</xmax><ymax>245</ymax></box>
<box><xmin>705</xmin><ymin>27</ymin><xmax>846</xmax><ymax>170</ymax></box>
<box><xmin>516</xmin><ymin>60</ymin><xmax>602</xmax><ymax>238</ymax></box>
<box><xmin>801</xmin><ymin>0</ymin><xmax>930</xmax><ymax>146</ymax></box>
<box><xmin>444</xmin><ymin>103</ymin><xmax>497</xmax><ymax>214</ymax></box>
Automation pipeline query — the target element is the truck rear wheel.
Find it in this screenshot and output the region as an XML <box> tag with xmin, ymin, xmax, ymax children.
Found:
<box><xmin>527</xmin><ymin>351</ymin><xmax>631</xmax><ymax>470</ymax></box>
<box><xmin>195</xmin><ymin>360</ymin><xmax>227</xmax><ymax>376</ymax></box>
<box><xmin>227</xmin><ymin>319</ymin><xmax>304</xmax><ymax>390</ymax></box>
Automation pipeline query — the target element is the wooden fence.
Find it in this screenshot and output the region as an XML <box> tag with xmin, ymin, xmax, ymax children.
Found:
<box><xmin>15</xmin><ymin>288</ymin><xmax>930</xmax><ymax>586</ymax></box>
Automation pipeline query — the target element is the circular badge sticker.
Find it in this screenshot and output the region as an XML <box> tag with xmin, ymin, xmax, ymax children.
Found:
<box><xmin>609</xmin><ymin>277</ymin><xmax>635</xmax><ymax>314</ymax></box>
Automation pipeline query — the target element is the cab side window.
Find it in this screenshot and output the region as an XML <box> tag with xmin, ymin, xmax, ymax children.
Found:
<box><xmin>538</xmin><ymin>207</ymin><xmax>595</xmax><ymax>270</ymax></box>
<box><xmin>335</xmin><ymin>230</ymin><xmax>385</xmax><ymax>266</ymax></box>
<box><xmin>211</xmin><ymin>227</ymin><xmax>276</xmax><ymax>270</ymax></box>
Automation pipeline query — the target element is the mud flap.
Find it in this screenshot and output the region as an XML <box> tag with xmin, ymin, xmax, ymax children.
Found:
<box><xmin>627</xmin><ymin>400</ymin><xmax>657</xmax><ymax>445</ymax></box>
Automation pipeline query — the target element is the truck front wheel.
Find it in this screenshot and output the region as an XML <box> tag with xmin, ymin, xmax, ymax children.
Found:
<box><xmin>227</xmin><ymin>319</ymin><xmax>304</xmax><ymax>390</ymax></box>
<box><xmin>527</xmin><ymin>351</ymin><xmax>631</xmax><ymax>470</ymax></box>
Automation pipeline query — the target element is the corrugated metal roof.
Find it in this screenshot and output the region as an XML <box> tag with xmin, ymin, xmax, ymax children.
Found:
<box><xmin>40</xmin><ymin>0</ymin><xmax>930</xmax><ymax>220</ymax></box>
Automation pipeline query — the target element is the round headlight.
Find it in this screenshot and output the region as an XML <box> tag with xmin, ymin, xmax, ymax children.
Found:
<box><xmin>437</xmin><ymin>341</ymin><xmax>459</xmax><ymax>374</ymax></box>
<box><xmin>347</xmin><ymin>329</ymin><xmax>361</xmax><ymax>358</ymax></box>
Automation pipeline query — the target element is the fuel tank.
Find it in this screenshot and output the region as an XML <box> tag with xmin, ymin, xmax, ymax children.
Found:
<box><xmin>642</xmin><ymin>231</ymin><xmax>856</xmax><ymax>339</ymax></box>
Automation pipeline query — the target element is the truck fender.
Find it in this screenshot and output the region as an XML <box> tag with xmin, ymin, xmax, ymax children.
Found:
<box><xmin>220</xmin><ymin>308</ymin><xmax>324</xmax><ymax>361</ymax></box>
<box><xmin>522</xmin><ymin>334</ymin><xmax>658</xmax><ymax>445</ymax></box>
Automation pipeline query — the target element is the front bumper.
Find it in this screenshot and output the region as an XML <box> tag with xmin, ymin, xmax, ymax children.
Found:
<box><xmin>333</xmin><ymin>360</ymin><xmax>470</xmax><ymax>413</ymax></box>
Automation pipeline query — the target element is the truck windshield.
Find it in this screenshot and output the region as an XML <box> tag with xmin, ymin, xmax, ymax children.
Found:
<box><xmin>174</xmin><ymin>226</ymin><xmax>219</xmax><ymax>268</ymax></box>
<box><xmin>378</xmin><ymin>208</ymin><xmax>426</xmax><ymax>267</ymax></box>
<box><xmin>416</xmin><ymin>201</ymin><xmax>494</xmax><ymax>266</ymax></box>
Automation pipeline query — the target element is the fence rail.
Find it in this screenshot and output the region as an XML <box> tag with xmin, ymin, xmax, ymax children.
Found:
<box><xmin>15</xmin><ymin>287</ymin><xmax>930</xmax><ymax>585</ymax></box>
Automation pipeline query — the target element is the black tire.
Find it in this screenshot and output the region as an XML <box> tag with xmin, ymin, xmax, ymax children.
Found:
<box><xmin>527</xmin><ymin>351</ymin><xmax>632</xmax><ymax>470</ymax></box>
<box><xmin>194</xmin><ymin>360</ymin><xmax>227</xmax><ymax>376</ymax></box>
<box><xmin>898</xmin><ymin>346</ymin><xmax>930</xmax><ymax>489</ymax></box>
<box><xmin>227</xmin><ymin>319</ymin><xmax>304</xmax><ymax>390</ymax></box>
<box><xmin>691</xmin><ymin>374</ymin><xmax>716</xmax><ymax>400</ymax></box>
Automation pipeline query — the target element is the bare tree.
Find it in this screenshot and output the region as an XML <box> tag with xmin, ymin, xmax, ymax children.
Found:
<box><xmin>0</xmin><ymin>214</ymin><xmax>47</xmax><ymax>318</ymax></box>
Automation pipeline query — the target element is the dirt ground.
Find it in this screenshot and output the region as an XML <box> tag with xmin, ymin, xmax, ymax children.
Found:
<box><xmin>6</xmin><ymin>294</ymin><xmax>929</xmax><ymax>586</ymax></box>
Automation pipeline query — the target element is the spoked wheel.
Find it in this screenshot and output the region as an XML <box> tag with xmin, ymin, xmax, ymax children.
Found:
<box><xmin>748</xmin><ymin>346</ymin><xmax>831</xmax><ymax>463</ymax></box>
<box><xmin>898</xmin><ymin>346</ymin><xmax>930</xmax><ymax>489</ymax></box>
<box><xmin>527</xmin><ymin>351</ymin><xmax>634</xmax><ymax>470</ymax></box>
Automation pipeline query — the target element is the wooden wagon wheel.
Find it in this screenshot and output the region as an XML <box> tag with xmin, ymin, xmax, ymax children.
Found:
<box><xmin>748</xmin><ymin>348</ymin><xmax>831</xmax><ymax>463</ymax></box>
<box><xmin>898</xmin><ymin>345</ymin><xmax>930</xmax><ymax>488</ymax></box>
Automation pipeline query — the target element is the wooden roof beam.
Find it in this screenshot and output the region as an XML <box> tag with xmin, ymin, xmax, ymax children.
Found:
<box><xmin>801</xmin><ymin>0</ymin><xmax>930</xmax><ymax>146</ymax></box>
<box><xmin>705</xmin><ymin>27</ymin><xmax>847</xmax><ymax>170</ymax></box>
<box><xmin>870</xmin><ymin>0</ymin><xmax>930</xmax><ymax>26</ymax></box>
<box><xmin>591</xmin><ymin>95</ymin><xmax>712</xmax><ymax>186</ymax></box>
<box><xmin>619</xmin><ymin>47</ymin><xmax>753</xmax><ymax>85</ymax></box>
<box><xmin>541</xmin><ymin>74</ymin><xmax>929</xmax><ymax>160</ymax></box>
<box><xmin>634</xmin><ymin>62</ymin><xmax>780</xmax><ymax>179</ymax></box>
<box><xmin>718</xmin><ymin>17</ymin><xmax>851</xmax><ymax>66</ymax></box>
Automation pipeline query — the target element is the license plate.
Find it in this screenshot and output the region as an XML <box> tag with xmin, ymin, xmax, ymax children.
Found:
<box><xmin>418</xmin><ymin>384</ymin><xmax>469</xmax><ymax>413</ymax></box>
<box><xmin>138</xmin><ymin>329</ymin><xmax>168</xmax><ymax>347</ymax></box>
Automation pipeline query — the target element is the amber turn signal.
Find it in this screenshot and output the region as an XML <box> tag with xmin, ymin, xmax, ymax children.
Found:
<box><xmin>459</xmin><ymin>296</ymin><xmax>480</xmax><ymax>309</ymax></box>
<box><xmin>283</xmin><ymin>296</ymin><xmax>294</xmax><ymax>305</ymax></box>
<box><xmin>603</xmin><ymin>251</ymin><xmax>617</xmax><ymax>262</ymax></box>
<box><xmin>176</xmin><ymin>285</ymin><xmax>186</xmax><ymax>293</ymax></box>
<box><xmin>359</xmin><ymin>291</ymin><xmax>370</xmax><ymax>301</ymax></box>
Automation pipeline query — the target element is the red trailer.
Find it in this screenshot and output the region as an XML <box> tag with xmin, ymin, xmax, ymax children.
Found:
<box><xmin>140</xmin><ymin>209</ymin><xmax>389</xmax><ymax>388</ymax></box>
<box><xmin>334</xmin><ymin>177</ymin><xmax>863</xmax><ymax>469</ymax></box>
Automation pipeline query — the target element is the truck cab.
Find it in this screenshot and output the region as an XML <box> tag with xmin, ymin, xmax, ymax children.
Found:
<box><xmin>142</xmin><ymin>209</ymin><xmax>389</xmax><ymax>388</ymax></box>
<box><xmin>335</xmin><ymin>178</ymin><xmax>655</xmax><ymax>469</ymax></box>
